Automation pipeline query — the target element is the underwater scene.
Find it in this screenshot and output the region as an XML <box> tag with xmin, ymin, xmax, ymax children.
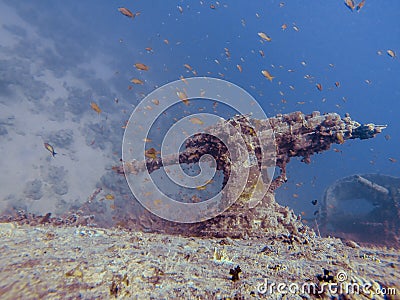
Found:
<box><xmin>0</xmin><ymin>1</ymin><xmax>399</xmax><ymax>299</ymax></box>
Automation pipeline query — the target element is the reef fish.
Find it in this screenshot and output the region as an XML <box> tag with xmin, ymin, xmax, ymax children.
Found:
<box><xmin>90</xmin><ymin>102</ymin><xmax>102</xmax><ymax>114</ymax></box>
<box><xmin>356</xmin><ymin>0</ymin><xmax>366</xmax><ymax>11</ymax></box>
<box><xmin>261</xmin><ymin>70</ymin><xmax>274</xmax><ymax>81</ymax></box>
<box><xmin>44</xmin><ymin>143</ymin><xmax>57</xmax><ymax>157</ymax></box>
<box><xmin>258</xmin><ymin>32</ymin><xmax>272</xmax><ymax>42</ymax></box>
<box><xmin>177</xmin><ymin>91</ymin><xmax>189</xmax><ymax>105</ymax></box>
<box><xmin>387</xmin><ymin>50</ymin><xmax>396</xmax><ymax>58</ymax></box>
<box><xmin>183</xmin><ymin>63</ymin><xmax>193</xmax><ymax>71</ymax></box>
<box><xmin>105</xmin><ymin>194</ymin><xmax>115</xmax><ymax>200</ymax></box>
<box><xmin>134</xmin><ymin>63</ymin><xmax>149</xmax><ymax>71</ymax></box>
<box><xmin>145</xmin><ymin>148</ymin><xmax>158</xmax><ymax>159</ymax></box>
<box><xmin>131</xmin><ymin>78</ymin><xmax>144</xmax><ymax>85</ymax></box>
<box><xmin>344</xmin><ymin>0</ymin><xmax>355</xmax><ymax>11</ymax></box>
<box><xmin>190</xmin><ymin>117</ymin><xmax>204</xmax><ymax>125</ymax></box>
<box><xmin>118</xmin><ymin>7</ymin><xmax>134</xmax><ymax>18</ymax></box>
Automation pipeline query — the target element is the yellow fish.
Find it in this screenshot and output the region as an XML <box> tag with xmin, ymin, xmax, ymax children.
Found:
<box><xmin>145</xmin><ymin>148</ymin><xmax>159</xmax><ymax>159</ymax></box>
<box><xmin>196</xmin><ymin>185</ymin><xmax>207</xmax><ymax>191</ymax></box>
<box><xmin>44</xmin><ymin>143</ymin><xmax>57</xmax><ymax>157</ymax></box>
<box><xmin>105</xmin><ymin>194</ymin><xmax>115</xmax><ymax>200</ymax></box>
<box><xmin>261</xmin><ymin>70</ymin><xmax>274</xmax><ymax>81</ymax></box>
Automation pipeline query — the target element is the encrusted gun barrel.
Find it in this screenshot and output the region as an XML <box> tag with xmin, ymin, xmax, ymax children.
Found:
<box><xmin>115</xmin><ymin>111</ymin><xmax>385</xmax><ymax>238</ymax></box>
<box><xmin>121</xmin><ymin>111</ymin><xmax>385</xmax><ymax>193</ymax></box>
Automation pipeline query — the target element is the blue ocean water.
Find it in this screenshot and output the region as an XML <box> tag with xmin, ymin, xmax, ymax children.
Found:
<box><xmin>0</xmin><ymin>1</ymin><xmax>398</xmax><ymax>231</ymax></box>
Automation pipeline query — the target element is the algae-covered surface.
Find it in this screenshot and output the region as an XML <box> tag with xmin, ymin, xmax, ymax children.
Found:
<box><xmin>0</xmin><ymin>222</ymin><xmax>398</xmax><ymax>299</ymax></box>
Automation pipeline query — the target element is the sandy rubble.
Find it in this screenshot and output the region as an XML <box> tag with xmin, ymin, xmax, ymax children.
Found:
<box><xmin>0</xmin><ymin>222</ymin><xmax>398</xmax><ymax>299</ymax></box>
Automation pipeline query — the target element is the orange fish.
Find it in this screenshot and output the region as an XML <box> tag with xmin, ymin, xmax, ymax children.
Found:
<box><xmin>190</xmin><ymin>117</ymin><xmax>204</xmax><ymax>125</ymax></box>
<box><xmin>236</xmin><ymin>64</ymin><xmax>243</xmax><ymax>72</ymax></box>
<box><xmin>356</xmin><ymin>0</ymin><xmax>366</xmax><ymax>11</ymax></box>
<box><xmin>131</xmin><ymin>78</ymin><xmax>144</xmax><ymax>85</ymax></box>
<box><xmin>183</xmin><ymin>63</ymin><xmax>193</xmax><ymax>71</ymax></box>
<box><xmin>335</xmin><ymin>81</ymin><xmax>340</xmax><ymax>88</ymax></box>
<box><xmin>134</xmin><ymin>63</ymin><xmax>149</xmax><ymax>71</ymax></box>
<box><xmin>258</xmin><ymin>32</ymin><xmax>272</xmax><ymax>42</ymax></box>
<box><xmin>118</xmin><ymin>7</ymin><xmax>134</xmax><ymax>18</ymax></box>
<box><xmin>316</xmin><ymin>83</ymin><xmax>323</xmax><ymax>91</ymax></box>
<box><xmin>259</xmin><ymin>50</ymin><xmax>265</xmax><ymax>57</ymax></box>
<box><xmin>261</xmin><ymin>70</ymin><xmax>274</xmax><ymax>81</ymax></box>
<box><xmin>224</xmin><ymin>47</ymin><xmax>231</xmax><ymax>58</ymax></box>
<box><xmin>281</xmin><ymin>24</ymin><xmax>287</xmax><ymax>31</ymax></box>
<box><xmin>44</xmin><ymin>143</ymin><xmax>57</xmax><ymax>157</ymax></box>
<box><xmin>145</xmin><ymin>47</ymin><xmax>153</xmax><ymax>52</ymax></box>
<box><xmin>177</xmin><ymin>91</ymin><xmax>189</xmax><ymax>105</ymax></box>
<box><xmin>344</xmin><ymin>0</ymin><xmax>355</xmax><ymax>11</ymax></box>
<box><xmin>90</xmin><ymin>102</ymin><xmax>101</xmax><ymax>114</ymax></box>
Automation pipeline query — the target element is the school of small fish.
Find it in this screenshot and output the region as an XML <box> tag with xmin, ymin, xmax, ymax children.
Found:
<box><xmin>80</xmin><ymin>1</ymin><xmax>398</xmax><ymax>209</ymax></box>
